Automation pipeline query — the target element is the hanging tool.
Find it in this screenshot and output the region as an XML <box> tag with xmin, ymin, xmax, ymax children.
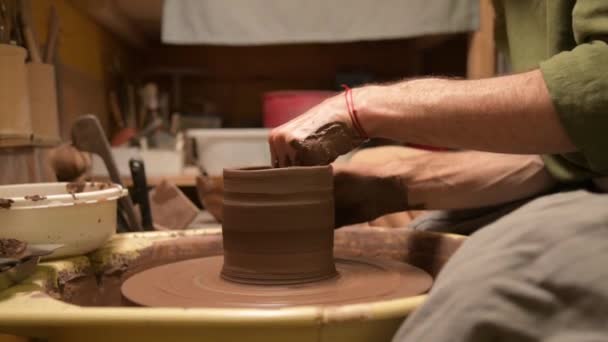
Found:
<box><xmin>21</xmin><ymin>20</ymin><xmax>39</xmax><ymax>61</ymax></box>
<box><xmin>129</xmin><ymin>158</ymin><xmax>153</xmax><ymax>231</ymax></box>
<box><xmin>0</xmin><ymin>0</ymin><xmax>8</xmax><ymax>44</ymax></box>
<box><xmin>71</xmin><ymin>114</ymin><xmax>142</xmax><ymax>232</ymax></box>
<box><xmin>109</xmin><ymin>90</ymin><xmax>126</xmax><ymax>128</ymax></box>
<box><xmin>128</xmin><ymin>116</ymin><xmax>162</xmax><ymax>146</ymax></box>
<box><xmin>12</xmin><ymin>0</ymin><xmax>24</xmax><ymax>46</ymax></box>
<box><xmin>16</xmin><ymin>0</ymin><xmax>39</xmax><ymax>61</ymax></box>
<box><xmin>44</xmin><ymin>4</ymin><xmax>59</xmax><ymax>63</ymax></box>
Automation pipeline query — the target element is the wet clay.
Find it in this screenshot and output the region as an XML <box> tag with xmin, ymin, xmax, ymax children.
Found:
<box><xmin>221</xmin><ymin>166</ymin><xmax>336</xmax><ymax>285</ymax></box>
<box><xmin>290</xmin><ymin>122</ymin><xmax>364</xmax><ymax>166</ymax></box>
<box><xmin>121</xmin><ymin>165</ymin><xmax>434</xmax><ymax>308</ymax></box>
<box><xmin>121</xmin><ymin>255</ymin><xmax>433</xmax><ymax>308</ymax></box>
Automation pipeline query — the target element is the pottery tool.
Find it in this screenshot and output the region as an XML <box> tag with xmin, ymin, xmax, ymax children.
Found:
<box><xmin>195</xmin><ymin>173</ymin><xmax>223</xmax><ymax>223</ymax></box>
<box><xmin>126</xmin><ymin>84</ymin><xmax>137</xmax><ymax>129</ymax></box>
<box><xmin>0</xmin><ymin>242</ymin><xmax>62</xmax><ymax>262</ymax></box>
<box><xmin>0</xmin><ymin>0</ymin><xmax>8</xmax><ymax>44</ymax></box>
<box><xmin>22</xmin><ymin>24</ymin><xmax>40</xmax><ymax>61</ymax></box>
<box><xmin>71</xmin><ymin>115</ymin><xmax>142</xmax><ymax>232</ymax></box>
<box><xmin>129</xmin><ymin>158</ymin><xmax>153</xmax><ymax>231</ymax></box>
<box><xmin>44</xmin><ymin>4</ymin><xmax>59</xmax><ymax>63</ymax></box>
<box><xmin>5</xmin><ymin>0</ymin><xmax>22</xmax><ymax>46</ymax></box>
<box><xmin>149</xmin><ymin>179</ymin><xmax>198</xmax><ymax>230</ymax></box>
<box><xmin>137</xmin><ymin>85</ymin><xmax>148</xmax><ymax>129</ymax></box>
<box><xmin>128</xmin><ymin>116</ymin><xmax>162</xmax><ymax>146</ymax></box>
<box><xmin>144</xmin><ymin>85</ymin><xmax>167</xmax><ymax>133</ymax></box>
<box><xmin>108</xmin><ymin>91</ymin><xmax>125</xmax><ymax>128</ymax></box>
<box><xmin>0</xmin><ymin>242</ymin><xmax>62</xmax><ymax>291</ymax></box>
<box><xmin>13</xmin><ymin>0</ymin><xmax>39</xmax><ymax>61</ymax></box>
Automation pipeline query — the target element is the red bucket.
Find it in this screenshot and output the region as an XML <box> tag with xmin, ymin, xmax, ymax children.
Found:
<box><xmin>263</xmin><ymin>91</ymin><xmax>336</xmax><ymax>128</ymax></box>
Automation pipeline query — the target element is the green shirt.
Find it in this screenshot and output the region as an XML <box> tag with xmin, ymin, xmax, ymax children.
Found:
<box><xmin>494</xmin><ymin>0</ymin><xmax>608</xmax><ymax>183</ymax></box>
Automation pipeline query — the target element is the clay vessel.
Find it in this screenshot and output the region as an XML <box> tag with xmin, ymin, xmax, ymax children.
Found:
<box><xmin>221</xmin><ymin>165</ymin><xmax>336</xmax><ymax>285</ymax></box>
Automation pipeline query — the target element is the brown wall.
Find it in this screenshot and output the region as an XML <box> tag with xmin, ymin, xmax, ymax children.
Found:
<box><xmin>30</xmin><ymin>0</ymin><xmax>133</xmax><ymax>139</ymax></box>
<box><xmin>141</xmin><ymin>34</ymin><xmax>468</xmax><ymax>127</ymax></box>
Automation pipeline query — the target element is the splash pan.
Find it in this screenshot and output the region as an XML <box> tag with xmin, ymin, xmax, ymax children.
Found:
<box><xmin>0</xmin><ymin>227</ymin><xmax>464</xmax><ymax>342</ymax></box>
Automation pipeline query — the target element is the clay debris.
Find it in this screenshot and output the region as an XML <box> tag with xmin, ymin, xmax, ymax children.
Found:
<box><xmin>66</xmin><ymin>181</ymin><xmax>86</xmax><ymax>194</ymax></box>
<box><xmin>0</xmin><ymin>238</ymin><xmax>27</xmax><ymax>259</ymax></box>
<box><xmin>0</xmin><ymin>198</ymin><xmax>14</xmax><ymax>209</ymax></box>
<box><xmin>24</xmin><ymin>194</ymin><xmax>47</xmax><ymax>201</ymax></box>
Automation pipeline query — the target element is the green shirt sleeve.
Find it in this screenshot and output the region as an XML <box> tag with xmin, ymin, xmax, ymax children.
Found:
<box><xmin>539</xmin><ymin>0</ymin><xmax>608</xmax><ymax>178</ymax></box>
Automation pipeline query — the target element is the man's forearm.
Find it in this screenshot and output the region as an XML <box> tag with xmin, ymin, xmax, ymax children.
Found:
<box><xmin>357</xmin><ymin>70</ymin><xmax>577</xmax><ymax>154</ymax></box>
<box><xmin>393</xmin><ymin>151</ymin><xmax>557</xmax><ymax>209</ymax></box>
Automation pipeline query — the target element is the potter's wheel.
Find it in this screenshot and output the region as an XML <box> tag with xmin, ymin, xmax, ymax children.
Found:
<box><xmin>121</xmin><ymin>255</ymin><xmax>433</xmax><ymax>308</ymax></box>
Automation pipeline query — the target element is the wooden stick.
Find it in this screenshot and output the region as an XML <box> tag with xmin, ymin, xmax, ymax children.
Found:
<box><xmin>17</xmin><ymin>0</ymin><xmax>40</xmax><ymax>62</ymax></box>
<box><xmin>127</xmin><ymin>84</ymin><xmax>137</xmax><ymax>129</ymax></box>
<box><xmin>44</xmin><ymin>5</ymin><xmax>59</xmax><ymax>63</ymax></box>
<box><xmin>109</xmin><ymin>91</ymin><xmax>125</xmax><ymax>128</ymax></box>
<box><xmin>23</xmin><ymin>25</ymin><xmax>41</xmax><ymax>62</ymax></box>
<box><xmin>0</xmin><ymin>0</ymin><xmax>9</xmax><ymax>44</ymax></box>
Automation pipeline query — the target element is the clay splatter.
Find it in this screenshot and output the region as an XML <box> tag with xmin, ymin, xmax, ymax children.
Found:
<box><xmin>24</xmin><ymin>194</ymin><xmax>47</xmax><ymax>201</ymax></box>
<box><xmin>96</xmin><ymin>182</ymin><xmax>112</xmax><ymax>190</ymax></box>
<box><xmin>66</xmin><ymin>181</ymin><xmax>86</xmax><ymax>194</ymax></box>
<box><xmin>0</xmin><ymin>238</ymin><xmax>27</xmax><ymax>258</ymax></box>
<box><xmin>0</xmin><ymin>198</ymin><xmax>14</xmax><ymax>209</ymax></box>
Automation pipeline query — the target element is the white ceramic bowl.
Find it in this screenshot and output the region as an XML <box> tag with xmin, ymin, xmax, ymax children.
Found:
<box><xmin>0</xmin><ymin>182</ymin><xmax>127</xmax><ymax>259</ymax></box>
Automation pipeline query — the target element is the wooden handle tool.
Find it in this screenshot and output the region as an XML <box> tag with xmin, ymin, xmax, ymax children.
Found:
<box><xmin>23</xmin><ymin>25</ymin><xmax>40</xmax><ymax>62</ymax></box>
<box><xmin>109</xmin><ymin>91</ymin><xmax>126</xmax><ymax>128</ymax></box>
<box><xmin>71</xmin><ymin>115</ymin><xmax>142</xmax><ymax>232</ymax></box>
<box><xmin>44</xmin><ymin>5</ymin><xmax>59</xmax><ymax>63</ymax></box>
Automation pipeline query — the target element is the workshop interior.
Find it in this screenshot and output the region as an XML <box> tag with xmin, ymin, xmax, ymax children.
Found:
<box><xmin>2</xmin><ymin>0</ymin><xmax>606</xmax><ymax>341</ymax></box>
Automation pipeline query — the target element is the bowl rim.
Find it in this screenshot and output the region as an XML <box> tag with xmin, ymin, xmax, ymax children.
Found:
<box><xmin>0</xmin><ymin>182</ymin><xmax>127</xmax><ymax>210</ymax></box>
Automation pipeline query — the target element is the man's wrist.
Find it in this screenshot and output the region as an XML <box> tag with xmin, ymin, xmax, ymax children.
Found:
<box><xmin>353</xmin><ymin>85</ymin><xmax>390</xmax><ymax>138</ymax></box>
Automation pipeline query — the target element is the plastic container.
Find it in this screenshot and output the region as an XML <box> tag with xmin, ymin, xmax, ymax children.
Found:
<box><xmin>0</xmin><ymin>44</ymin><xmax>32</xmax><ymax>144</ymax></box>
<box><xmin>0</xmin><ymin>182</ymin><xmax>127</xmax><ymax>258</ymax></box>
<box><xmin>187</xmin><ymin>129</ymin><xmax>270</xmax><ymax>176</ymax></box>
<box><xmin>263</xmin><ymin>91</ymin><xmax>335</xmax><ymax>128</ymax></box>
<box><xmin>27</xmin><ymin>63</ymin><xmax>61</xmax><ymax>145</ymax></box>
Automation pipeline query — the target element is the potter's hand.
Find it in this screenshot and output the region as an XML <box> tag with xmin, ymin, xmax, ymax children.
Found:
<box><xmin>268</xmin><ymin>91</ymin><xmax>366</xmax><ymax>167</ymax></box>
<box><xmin>333</xmin><ymin>164</ymin><xmax>407</xmax><ymax>228</ymax></box>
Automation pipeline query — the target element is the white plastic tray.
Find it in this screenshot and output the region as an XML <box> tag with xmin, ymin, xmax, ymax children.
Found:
<box><xmin>187</xmin><ymin>129</ymin><xmax>271</xmax><ymax>176</ymax></box>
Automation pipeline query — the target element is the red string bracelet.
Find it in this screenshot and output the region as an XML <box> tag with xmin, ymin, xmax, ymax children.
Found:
<box><xmin>341</xmin><ymin>84</ymin><xmax>368</xmax><ymax>139</ymax></box>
